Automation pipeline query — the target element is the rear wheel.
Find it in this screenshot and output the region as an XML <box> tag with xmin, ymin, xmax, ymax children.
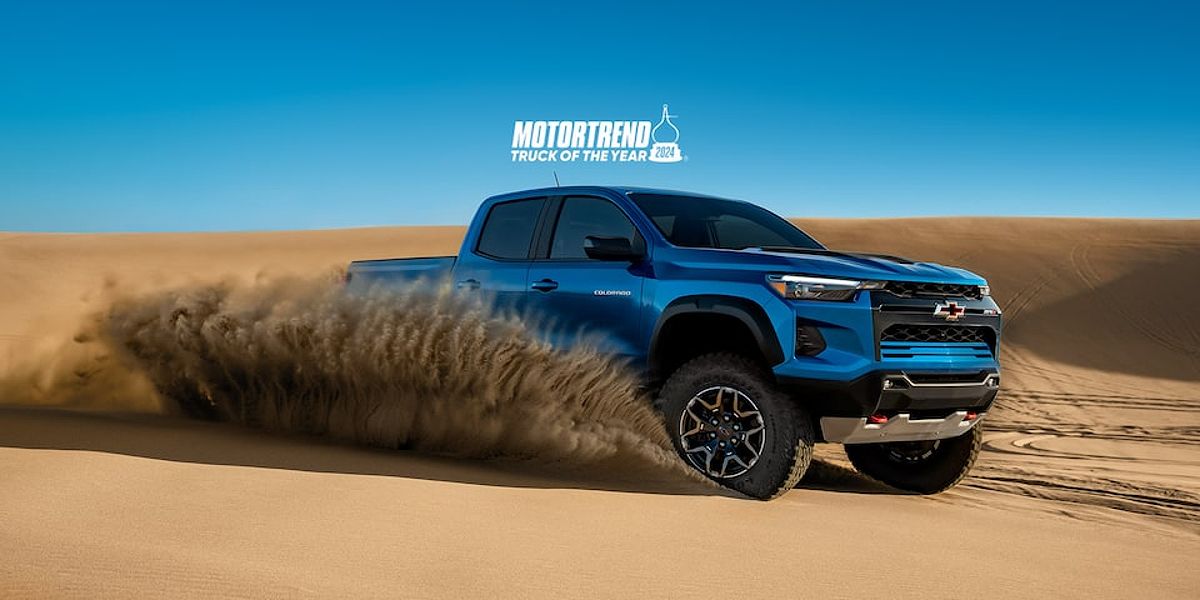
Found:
<box><xmin>844</xmin><ymin>426</ymin><xmax>982</xmax><ymax>494</ymax></box>
<box><xmin>660</xmin><ymin>353</ymin><xmax>813</xmax><ymax>500</ymax></box>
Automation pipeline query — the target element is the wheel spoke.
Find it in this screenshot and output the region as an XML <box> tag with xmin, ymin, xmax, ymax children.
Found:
<box><xmin>696</xmin><ymin>390</ymin><xmax>721</xmax><ymax>411</ymax></box>
<box><xmin>680</xmin><ymin>408</ymin><xmax>707</xmax><ymax>437</ymax></box>
<box><xmin>731</xmin><ymin>392</ymin><xmax>759</xmax><ymax>420</ymax></box>
<box><xmin>729</xmin><ymin>454</ymin><xmax>751</xmax><ymax>471</ymax></box>
<box><xmin>704</xmin><ymin>446</ymin><xmax>718</xmax><ymax>474</ymax></box>
<box><xmin>719</xmin><ymin>454</ymin><xmax>735</xmax><ymax>478</ymax></box>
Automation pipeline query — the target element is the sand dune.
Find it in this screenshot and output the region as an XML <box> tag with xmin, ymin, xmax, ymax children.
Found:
<box><xmin>1</xmin><ymin>218</ymin><xmax>1198</xmax><ymax>598</ymax></box>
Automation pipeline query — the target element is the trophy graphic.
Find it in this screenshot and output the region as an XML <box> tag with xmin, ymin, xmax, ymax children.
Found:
<box><xmin>648</xmin><ymin>103</ymin><xmax>683</xmax><ymax>163</ymax></box>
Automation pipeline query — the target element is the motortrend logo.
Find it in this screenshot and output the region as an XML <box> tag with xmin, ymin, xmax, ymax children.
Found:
<box><xmin>511</xmin><ymin>104</ymin><xmax>684</xmax><ymax>163</ymax></box>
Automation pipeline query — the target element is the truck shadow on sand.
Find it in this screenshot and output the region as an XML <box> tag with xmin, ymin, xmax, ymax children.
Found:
<box><xmin>0</xmin><ymin>406</ymin><xmax>899</xmax><ymax>497</ymax></box>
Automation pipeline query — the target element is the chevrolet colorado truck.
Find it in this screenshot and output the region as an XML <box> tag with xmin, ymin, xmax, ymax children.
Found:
<box><xmin>347</xmin><ymin>187</ymin><xmax>1002</xmax><ymax>499</ymax></box>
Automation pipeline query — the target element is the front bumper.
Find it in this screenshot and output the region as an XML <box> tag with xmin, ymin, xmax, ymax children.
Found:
<box><xmin>821</xmin><ymin>410</ymin><xmax>984</xmax><ymax>444</ymax></box>
<box><xmin>779</xmin><ymin>369</ymin><xmax>999</xmax><ymax>416</ymax></box>
<box><xmin>779</xmin><ymin>369</ymin><xmax>999</xmax><ymax>442</ymax></box>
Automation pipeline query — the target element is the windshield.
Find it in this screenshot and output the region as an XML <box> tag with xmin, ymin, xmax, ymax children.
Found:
<box><xmin>628</xmin><ymin>193</ymin><xmax>824</xmax><ymax>250</ymax></box>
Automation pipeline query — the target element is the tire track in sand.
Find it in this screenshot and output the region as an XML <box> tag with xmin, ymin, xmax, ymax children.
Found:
<box><xmin>968</xmin><ymin>422</ymin><xmax>1200</xmax><ymax>526</ymax></box>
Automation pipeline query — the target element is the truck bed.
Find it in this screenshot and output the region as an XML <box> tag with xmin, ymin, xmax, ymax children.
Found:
<box><xmin>345</xmin><ymin>256</ymin><xmax>456</xmax><ymax>291</ymax></box>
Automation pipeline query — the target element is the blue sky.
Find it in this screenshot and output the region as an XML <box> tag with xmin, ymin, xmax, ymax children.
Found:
<box><xmin>1</xmin><ymin>1</ymin><xmax>1196</xmax><ymax>231</ymax></box>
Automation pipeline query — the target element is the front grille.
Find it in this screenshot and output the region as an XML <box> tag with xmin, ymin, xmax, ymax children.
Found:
<box><xmin>884</xmin><ymin>281</ymin><xmax>981</xmax><ymax>300</ymax></box>
<box><xmin>881</xmin><ymin>324</ymin><xmax>988</xmax><ymax>344</ymax></box>
<box><xmin>904</xmin><ymin>371</ymin><xmax>991</xmax><ymax>385</ymax></box>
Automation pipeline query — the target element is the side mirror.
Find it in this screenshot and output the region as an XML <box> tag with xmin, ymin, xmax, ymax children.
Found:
<box><xmin>584</xmin><ymin>236</ymin><xmax>643</xmax><ymax>261</ymax></box>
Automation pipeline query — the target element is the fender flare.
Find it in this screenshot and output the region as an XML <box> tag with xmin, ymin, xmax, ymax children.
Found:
<box><xmin>649</xmin><ymin>295</ymin><xmax>785</xmax><ymax>374</ymax></box>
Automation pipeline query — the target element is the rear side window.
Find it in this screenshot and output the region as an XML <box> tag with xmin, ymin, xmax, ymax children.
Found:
<box><xmin>476</xmin><ymin>198</ymin><xmax>545</xmax><ymax>259</ymax></box>
<box><xmin>549</xmin><ymin>196</ymin><xmax>636</xmax><ymax>259</ymax></box>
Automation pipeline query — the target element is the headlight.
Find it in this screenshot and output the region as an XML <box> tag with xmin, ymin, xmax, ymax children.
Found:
<box><xmin>978</xmin><ymin>284</ymin><xmax>991</xmax><ymax>297</ymax></box>
<box><xmin>767</xmin><ymin>274</ymin><xmax>884</xmax><ymax>302</ymax></box>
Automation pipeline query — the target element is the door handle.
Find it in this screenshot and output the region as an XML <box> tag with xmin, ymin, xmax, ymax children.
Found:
<box><xmin>530</xmin><ymin>279</ymin><xmax>559</xmax><ymax>292</ymax></box>
<box><xmin>456</xmin><ymin>278</ymin><xmax>481</xmax><ymax>290</ymax></box>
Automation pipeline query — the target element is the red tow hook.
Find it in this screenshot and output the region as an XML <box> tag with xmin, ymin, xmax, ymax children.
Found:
<box><xmin>867</xmin><ymin>413</ymin><xmax>889</xmax><ymax>425</ymax></box>
<box><xmin>964</xmin><ymin>411</ymin><xmax>980</xmax><ymax>422</ymax></box>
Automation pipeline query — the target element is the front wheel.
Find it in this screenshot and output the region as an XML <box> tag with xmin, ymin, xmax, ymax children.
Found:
<box><xmin>660</xmin><ymin>353</ymin><xmax>813</xmax><ymax>500</ymax></box>
<box><xmin>844</xmin><ymin>426</ymin><xmax>982</xmax><ymax>494</ymax></box>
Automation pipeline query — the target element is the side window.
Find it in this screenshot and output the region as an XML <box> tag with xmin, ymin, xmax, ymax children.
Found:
<box><xmin>549</xmin><ymin>196</ymin><xmax>636</xmax><ymax>259</ymax></box>
<box><xmin>476</xmin><ymin>198</ymin><xmax>545</xmax><ymax>259</ymax></box>
<box><xmin>712</xmin><ymin>214</ymin><xmax>793</xmax><ymax>249</ymax></box>
<box><xmin>649</xmin><ymin>215</ymin><xmax>676</xmax><ymax>238</ymax></box>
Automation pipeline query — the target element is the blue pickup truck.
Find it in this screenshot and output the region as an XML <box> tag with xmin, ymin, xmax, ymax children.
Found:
<box><xmin>347</xmin><ymin>186</ymin><xmax>1002</xmax><ymax>499</ymax></box>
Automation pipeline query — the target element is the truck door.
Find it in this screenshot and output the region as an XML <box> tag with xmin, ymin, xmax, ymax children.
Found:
<box><xmin>527</xmin><ymin>195</ymin><xmax>647</xmax><ymax>363</ymax></box>
<box><xmin>452</xmin><ymin>197</ymin><xmax>547</xmax><ymax>311</ymax></box>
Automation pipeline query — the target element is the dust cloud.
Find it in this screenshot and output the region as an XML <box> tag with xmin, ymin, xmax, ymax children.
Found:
<box><xmin>2</xmin><ymin>275</ymin><xmax>685</xmax><ymax>471</ymax></box>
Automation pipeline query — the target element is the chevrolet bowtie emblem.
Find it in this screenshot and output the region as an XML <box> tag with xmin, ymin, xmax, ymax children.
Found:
<box><xmin>934</xmin><ymin>302</ymin><xmax>966</xmax><ymax>321</ymax></box>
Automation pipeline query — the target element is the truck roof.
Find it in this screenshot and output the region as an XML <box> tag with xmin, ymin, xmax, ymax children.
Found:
<box><xmin>484</xmin><ymin>186</ymin><xmax>737</xmax><ymax>204</ymax></box>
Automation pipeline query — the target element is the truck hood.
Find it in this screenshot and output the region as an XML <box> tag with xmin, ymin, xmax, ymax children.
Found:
<box><xmin>672</xmin><ymin>247</ymin><xmax>986</xmax><ymax>284</ymax></box>
<box><xmin>756</xmin><ymin>247</ymin><xmax>983</xmax><ymax>283</ymax></box>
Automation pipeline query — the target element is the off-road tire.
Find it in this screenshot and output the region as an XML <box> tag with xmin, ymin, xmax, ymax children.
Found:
<box><xmin>660</xmin><ymin>353</ymin><xmax>813</xmax><ymax>500</ymax></box>
<box><xmin>844</xmin><ymin>425</ymin><xmax>982</xmax><ymax>494</ymax></box>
